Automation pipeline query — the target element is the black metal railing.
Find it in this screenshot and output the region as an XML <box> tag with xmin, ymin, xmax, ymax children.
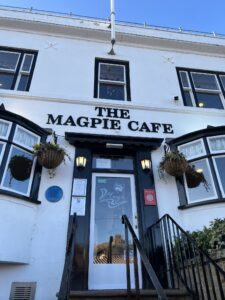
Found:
<box><xmin>122</xmin><ymin>215</ymin><xmax>168</xmax><ymax>300</ymax></box>
<box><xmin>58</xmin><ymin>213</ymin><xmax>77</xmax><ymax>300</ymax></box>
<box><xmin>148</xmin><ymin>214</ymin><xmax>225</xmax><ymax>300</ymax></box>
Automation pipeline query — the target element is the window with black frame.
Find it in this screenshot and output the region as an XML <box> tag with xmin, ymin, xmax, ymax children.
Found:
<box><xmin>94</xmin><ymin>59</ymin><xmax>131</xmax><ymax>101</ymax></box>
<box><xmin>177</xmin><ymin>68</ymin><xmax>225</xmax><ymax>109</ymax></box>
<box><xmin>178</xmin><ymin>135</ymin><xmax>225</xmax><ymax>205</ymax></box>
<box><xmin>0</xmin><ymin>48</ymin><xmax>37</xmax><ymax>91</ymax></box>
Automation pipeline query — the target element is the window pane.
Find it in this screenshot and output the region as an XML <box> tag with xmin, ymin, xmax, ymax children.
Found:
<box><xmin>0</xmin><ymin>73</ymin><xmax>14</xmax><ymax>89</ymax></box>
<box><xmin>219</xmin><ymin>75</ymin><xmax>225</xmax><ymax>90</ymax></box>
<box><xmin>99</xmin><ymin>83</ymin><xmax>125</xmax><ymax>100</ymax></box>
<box><xmin>14</xmin><ymin>126</ymin><xmax>39</xmax><ymax>149</ymax></box>
<box><xmin>0</xmin><ymin>143</ymin><xmax>5</xmax><ymax>163</ymax></box>
<box><xmin>191</xmin><ymin>73</ymin><xmax>219</xmax><ymax>90</ymax></box>
<box><xmin>2</xmin><ymin>147</ymin><xmax>33</xmax><ymax>195</ymax></box>
<box><xmin>94</xmin><ymin>176</ymin><xmax>133</xmax><ymax>264</ymax></box>
<box><xmin>93</xmin><ymin>156</ymin><xmax>133</xmax><ymax>170</ymax></box>
<box><xmin>0</xmin><ymin>120</ymin><xmax>10</xmax><ymax>138</ymax></box>
<box><xmin>208</xmin><ymin>136</ymin><xmax>225</xmax><ymax>152</ymax></box>
<box><xmin>21</xmin><ymin>54</ymin><xmax>33</xmax><ymax>72</ymax></box>
<box><xmin>185</xmin><ymin>159</ymin><xmax>216</xmax><ymax>202</ymax></box>
<box><xmin>196</xmin><ymin>92</ymin><xmax>223</xmax><ymax>109</ymax></box>
<box><xmin>179</xmin><ymin>140</ymin><xmax>205</xmax><ymax>159</ymax></box>
<box><xmin>180</xmin><ymin>71</ymin><xmax>190</xmax><ymax>88</ymax></box>
<box><xmin>183</xmin><ymin>91</ymin><xmax>193</xmax><ymax>106</ymax></box>
<box><xmin>0</xmin><ymin>51</ymin><xmax>20</xmax><ymax>70</ymax></box>
<box><xmin>100</xmin><ymin>64</ymin><xmax>125</xmax><ymax>82</ymax></box>
<box><xmin>17</xmin><ymin>75</ymin><xmax>29</xmax><ymax>91</ymax></box>
<box><xmin>213</xmin><ymin>156</ymin><xmax>225</xmax><ymax>196</ymax></box>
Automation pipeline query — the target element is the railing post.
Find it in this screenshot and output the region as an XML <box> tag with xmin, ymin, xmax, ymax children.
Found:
<box><xmin>133</xmin><ymin>242</ymin><xmax>140</xmax><ymax>299</ymax></box>
<box><xmin>123</xmin><ymin>216</ymin><xmax>131</xmax><ymax>298</ymax></box>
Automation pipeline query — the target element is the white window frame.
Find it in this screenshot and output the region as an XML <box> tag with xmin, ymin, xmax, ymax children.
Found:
<box><xmin>21</xmin><ymin>54</ymin><xmax>34</xmax><ymax>73</ymax></box>
<box><xmin>179</xmin><ymin>70</ymin><xmax>225</xmax><ymax>109</ymax></box>
<box><xmin>178</xmin><ymin>139</ymin><xmax>206</xmax><ymax>160</ymax></box>
<box><xmin>219</xmin><ymin>75</ymin><xmax>225</xmax><ymax>90</ymax></box>
<box><xmin>212</xmin><ymin>155</ymin><xmax>225</xmax><ymax>198</ymax></box>
<box><xmin>0</xmin><ymin>141</ymin><xmax>6</xmax><ymax>164</ymax></box>
<box><xmin>207</xmin><ymin>135</ymin><xmax>225</xmax><ymax>154</ymax></box>
<box><xmin>0</xmin><ymin>145</ymin><xmax>36</xmax><ymax>197</ymax></box>
<box><xmin>179</xmin><ymin>71</ymin><xmax>196</xmax><ymax>106</ymax></box>
<box><xmin>180</xmin><ymin>71</ymin><xmax>190</xmax><ymax>88</ymax></box>
<box><xmin>184</xmin><ymin>158</ymin><xmax>218</xmax><ymax>203</ymax></box>
<box><xmin>0</xmin><ymin>119</ymin><xmax>12</xmax><ymax>139</ymax></box>
<box><xmin>191</xmin><ymin>72</ymin><xmax>221</xmax><ymax>92</ymax></box>
<box><xmin>191</xmin><ymin>72</ymin><xmax>225</xmax><ymax>108</ymax></box>
<box><xmin>14</xmin><ymin>54</ymin><xmax>34</xmax><ymax>90</ymax></box>
<box><xmin>0</xmin><ymin>50</ymin><xmax>21</xmax><ymax>72</ymax></box>
<box><xmin>98</xmin><ymin>63</ymin><xmax>127</xmax><ymax>100</ymax></box>
<box><xmin>13</xmin><ymin>125</ymin><xmax>40</xmax><ymax>151</ymax></box>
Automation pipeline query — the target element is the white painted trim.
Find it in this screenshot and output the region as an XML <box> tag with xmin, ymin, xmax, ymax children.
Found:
<box><xmin>0</xmin><ymin>119</ymin><xmax>12</xmax><ymax>139</ymax></box>
<box><xmin>13</xmin><ymin>125</ymin><xmax>40</xmax><ymax>151</ymax></box>
<box><xmin>207</xmin><ymin>135</ymin><xmax>225</xmax><ymax>154</ymax></box>
<box><xmin>184</xmin><ymin>158</ymin><xmax>218</xmax><ymax>203</ymax></box>
<box><xmin>89</xmin><ymin>173</ymin><xmax>141</xmax><ymax>289</ymax></box>
<box><xmin>212</xmin><ymin>155</ymin><xmax>225</xmax><ymax>198</ymax></box>
<box><xmin>0</xmin><ymin>141</ymin><xmax>6</xmax><ymax>163</ymax></box>
<box><xmin>178</xmin><ymin>139</ymin><xmax>206</xmax><ymax>160</ymax></box>
<box><xmin>0</xmin><ymin>145</ymin><xmax>36</xmax><ymax>197</ymax></box>
<box><xmin>0</xmin><ymin>50</ymin><xmax>20</xmax><ymax>72</ymax></box>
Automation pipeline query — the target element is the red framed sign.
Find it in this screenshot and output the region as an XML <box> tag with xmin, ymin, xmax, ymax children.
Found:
<box><xmin>144</xmin><ymin>189</ymin><xmax>156</xmax><ymax>206</ymax></box>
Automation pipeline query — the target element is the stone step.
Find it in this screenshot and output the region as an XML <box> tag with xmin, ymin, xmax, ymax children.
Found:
<box><xmin>70</xmin><ymin>289</ymin><xmax>192</xmax><ymax>300</ymax></box>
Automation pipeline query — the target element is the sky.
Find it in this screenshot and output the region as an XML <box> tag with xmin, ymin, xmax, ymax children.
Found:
<box><xmin>0</xmin><ymin>0</ymin><xmax>225</xmax><ymax>35</ymax></box>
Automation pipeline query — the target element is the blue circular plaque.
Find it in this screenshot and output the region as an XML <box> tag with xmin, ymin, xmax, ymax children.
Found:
<box><xmin>45</xmin><ymin>186</ymin><xmax>63</xmax><ymax>203</ymax></box>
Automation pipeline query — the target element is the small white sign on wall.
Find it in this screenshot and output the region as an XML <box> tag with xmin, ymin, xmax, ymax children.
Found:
<box><xmin>72</xmin><ymin>179</ymin><xmax>87</xmax><ymax>196</ymax></box>
<box><xmin>70</xmin><ymin>196</ymin><xmax>86</xmax><ymax>216</ymax></box>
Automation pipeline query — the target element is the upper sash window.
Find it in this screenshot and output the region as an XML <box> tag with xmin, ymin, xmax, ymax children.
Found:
<box><xmin>0</xmin><ymin>48</ymin><xmax>37</xmax><ymax>92</ymax></box>
<box><xmin>177</xmin><ymin>69</ymin><xmax>225</xmax><ymax>109</ymax></box>
<box><xmin>94</xmin><ymin>59</ymin><xmax>131</xmax><ymax>101</ymax></box>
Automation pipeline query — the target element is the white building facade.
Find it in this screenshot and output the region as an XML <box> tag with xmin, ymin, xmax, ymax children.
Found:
<box><xmin>0</xmin><ymin>6</ymin><xmax>225</xmax><ymax>299</ymax></box>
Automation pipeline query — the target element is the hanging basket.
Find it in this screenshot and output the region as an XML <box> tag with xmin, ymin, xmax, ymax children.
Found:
<box><xmin>163</xmin><ymin>159</ymin><xmax>188</xmax><ymax>177</ymax></box>
<box><xmin>37</xmin><ymin>149</ymin><xmax>64</xmax><ymax>169</ymax></box>
<box><xmin>185</xmin><ymin>165</ymin><xmax>204</xmax><ymax>188</ymax></box>
<box><xmin>9</xmin><ymin>155</ymin><xmax>33</xmax><ymax>181</ymax></box>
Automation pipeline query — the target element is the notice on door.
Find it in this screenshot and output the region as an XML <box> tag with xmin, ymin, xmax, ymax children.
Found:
<box><xmin>72</xmin><ymin>178</ymin><xmax>87</xmax><ymax>196</ymax></box>
<box><xmin>144</xmin><ymin>189</ymin><xmax>156</xmax><ymax>206</ymax></box>
<box><xmin>70</xmin><ymin>196</ymin><xmax>86</xmax><ymax>216</ymax></box>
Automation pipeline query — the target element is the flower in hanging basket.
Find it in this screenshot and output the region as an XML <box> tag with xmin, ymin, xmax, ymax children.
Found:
<box><xmin>159</xmin><ymin>150</ymin><xmax>188</xmax><ymax>177</ymax></box>
<box><xmin>185</xmin><ymin>165</ymin><xmax>209</xmax><ymax>190</ymax></box>
<box><xmin>33</xmin><ymin>142</ymin><xmax>69</xmax><ymax>170</ymax></box>
<box><xmin>8</xmin><ymin>155</ymin><xmax>33</xmax><ymax>181</ymax></box>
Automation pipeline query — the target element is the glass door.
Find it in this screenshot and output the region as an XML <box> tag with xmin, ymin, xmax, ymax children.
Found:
<box><xmin>88</xmin><ymin>173</ymin><xmax>140</xmax><ymax>289</ymax></box>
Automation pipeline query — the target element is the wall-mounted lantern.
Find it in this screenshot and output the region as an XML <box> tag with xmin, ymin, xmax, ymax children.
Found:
<box><xmin>141</xmin><ymin>159</ymin><xmax>151</xmax><ymax>171</ymax></box>
<box><xmin>76</xmin><ymin>156</ymin><xmax>87</xmax><ymax>169</ymax></box>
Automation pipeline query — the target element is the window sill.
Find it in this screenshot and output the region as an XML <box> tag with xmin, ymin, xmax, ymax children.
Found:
<box><xmin>0</xmin><ymin>189</ymin><xmax>41</xmax><ymax>205</ymax></box>
<box><xmin>178</xmin><ymin>198</ymin><xmax>225</xmax><ymax>209</ymax></box>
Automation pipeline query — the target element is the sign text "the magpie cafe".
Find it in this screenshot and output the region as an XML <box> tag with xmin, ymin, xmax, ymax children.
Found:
<box><xmin>47</xmin><ymin>106</ymin><xmax>174</xmax><ymax>134</ymax></box>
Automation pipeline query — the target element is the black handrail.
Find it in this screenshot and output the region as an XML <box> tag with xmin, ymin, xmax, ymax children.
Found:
<box><xmin>58</xmin><ymin>213</ymin><xmax>77</xmax><ymax>300</ymax></box>
<box><xmin>148</xmin><ymin>214</ymin><xmax>225</xmax><ymax>300</ymax></box>
<box><xmin>122</xmin><ymin>215</ymin><xmax>168</xmax><ymax>300</ymax></box>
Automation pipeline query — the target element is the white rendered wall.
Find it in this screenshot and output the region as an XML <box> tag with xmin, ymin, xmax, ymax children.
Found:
<box><xmin>0</xmin><ymin>11</ymin><xmax>225</xmax><ymax>299</ymax></box>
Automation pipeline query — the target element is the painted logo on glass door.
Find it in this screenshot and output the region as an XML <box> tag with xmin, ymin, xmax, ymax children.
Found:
<box><xmin>94</xmin><ymin>176</ymin><xmax>133</xmax><ymax>264</ymax></box>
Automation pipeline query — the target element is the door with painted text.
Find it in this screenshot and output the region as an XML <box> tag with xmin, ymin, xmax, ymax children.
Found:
<box><xmin>89</xmin><ymin>173</ymin><xmax>140</xmax><ymax>289</ymax></box>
